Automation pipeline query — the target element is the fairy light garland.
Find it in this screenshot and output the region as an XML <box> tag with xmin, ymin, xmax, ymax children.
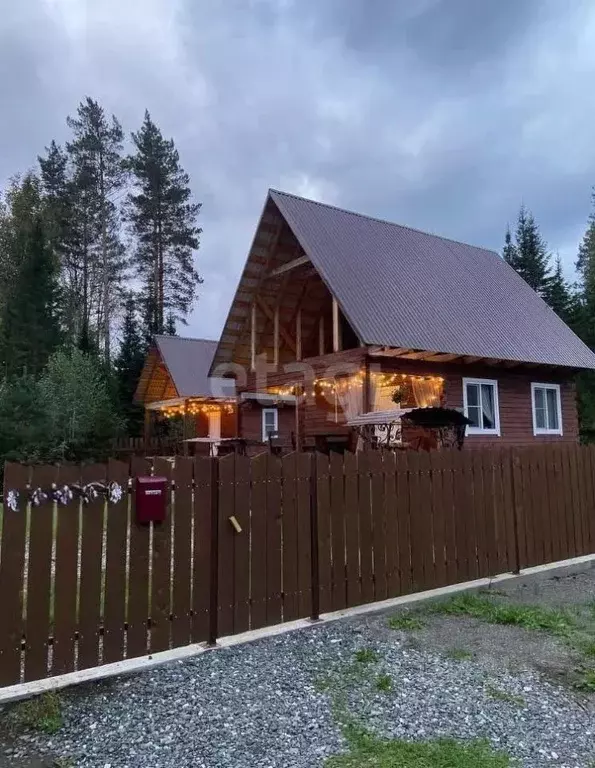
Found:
<box><xmin>161</xmin><ymin>401</ymin><xmax>235</xmax><ymax>419</ymax></box>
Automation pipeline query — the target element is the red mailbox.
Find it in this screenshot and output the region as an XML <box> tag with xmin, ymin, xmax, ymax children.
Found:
<box><xmin>135</xmin><ymin>476</ymin><xmax>168</xmax><ymax>524</ymax></box>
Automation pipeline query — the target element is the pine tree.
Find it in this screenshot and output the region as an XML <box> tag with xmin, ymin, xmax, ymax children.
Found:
<box><xmin>66</xmin><ymin>98</ymin><xmax>126</xmax><ymax>360</ymax></box>
<box><xmin>114</xmin><ymin>293</ymin><xmax>146</xmax><ymax>435</ymax></box>
<box><xmin>125</xmin><ymin>111</ymin><xmax>202</xmax><ymax>336</ymax></box>
<box><xmin>543</xmin><ymin>255</ymin><xmax>572</xmax><ymax>322</ymax></box>
<box><xmin>0</xmin><ymin>174</ymin><xmax>61</xmax><ymax>376</ymax></box>
<box><xmin>504</xmin><ymin>205</ymin><xmax>552</xmax><ymax>295</ymax></box>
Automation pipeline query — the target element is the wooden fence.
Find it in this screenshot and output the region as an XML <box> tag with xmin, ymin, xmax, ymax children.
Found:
<box><xmin>1</xmin><ymin>444</ymin><xmax>594</xmax><ymax>688</ymax></box>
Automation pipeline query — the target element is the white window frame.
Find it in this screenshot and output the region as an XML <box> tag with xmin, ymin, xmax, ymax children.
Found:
<box><xmin>207</xmin><ymin>410</ymin><xmax>221</xmax><ymax>440</ymax></box>
<box><xmin>531</xmin><ymin>382</ymin><xmax>563</xmax><ymax>436</ymax></box>
<box><xmin>262</xmin><ymin>408</ymin><xmax>279</xmax><ymax>442</ymax></box>
<box><xmin>462</xmin><ymin>378</ymin><xmax>501</xmax><ymax>436</ymax></box>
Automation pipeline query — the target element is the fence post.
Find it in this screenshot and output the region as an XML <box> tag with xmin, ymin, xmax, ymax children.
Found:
<box><xmin>208</xmin><ymin>457</ymin><xmax>220</xmax><ymax>646</ymax></box>
<box><xmin>310</xmin><ymin>452</ymin><xmax>320</xmax><ymax>621</ymax></box>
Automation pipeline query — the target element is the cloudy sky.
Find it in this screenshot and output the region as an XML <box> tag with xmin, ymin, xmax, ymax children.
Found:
<box><xmin>2</xmin><ymin>0</ymin><xmax>595</xmax><ymax>340</ymax></box>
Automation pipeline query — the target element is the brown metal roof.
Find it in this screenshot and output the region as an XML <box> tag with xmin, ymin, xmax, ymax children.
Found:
<box><xmin>136</xmin><ymin>336</ymin><xmax>235</xmax><ymax>403</ymax></box>
<box><xmin>265</xmin><ymin>190</ymin><xmax>595</xmax><ymax>369</ymax></box>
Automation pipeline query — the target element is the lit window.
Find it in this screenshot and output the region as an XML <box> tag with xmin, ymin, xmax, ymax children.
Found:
<box><xmin>462</xmin><ymin>378</ymin><xmax>500</xmax><ymax>436</ymax></box>
<box><xmin>262</xmin><ymin>408</ymin><xmax>278</xmax><ymax>442</ymax></box>
<box><xmin>531</xmin><ymin>383</ymin><xmax>562</xmax><ymax>435</ymax></box>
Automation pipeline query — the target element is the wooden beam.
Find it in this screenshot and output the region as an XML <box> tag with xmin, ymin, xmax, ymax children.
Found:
<box><xmin>273</xmin><ymin>304</ymin><xmax>279</xmax><ymax>369</ymax></box>
<box><xmin>266</xmin><ymin>254</ymin><xmax>309</xmax><ymax>278</ymax></box>
<box><xmin>250</xmin><ymin>302</ymin><xmax>256</xmax><ymax>372</ymax></box>
<box><xmin>296</xmin><ymin>308</ymin><xmax>302</xmax><ymax>361</ymax></box>
<box><xmin>319</xmin><ymin>315</ymin><xmax>325</xmax><ymax>356</ymax></box>
<box><xmin>332</xmin><ymin>296</ymin><xmax>341</xmax><ymax>353</ymax></box>
<box><xmin>256</xmin><ymin>297</ymin><xmax>296</xmax><ymax>353</ymax></box>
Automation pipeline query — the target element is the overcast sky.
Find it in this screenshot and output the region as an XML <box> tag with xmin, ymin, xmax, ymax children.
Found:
<box><xmin>2</xmin><ymin>0</ymin><xmax>595</xmax><ymax>341</ymax></box>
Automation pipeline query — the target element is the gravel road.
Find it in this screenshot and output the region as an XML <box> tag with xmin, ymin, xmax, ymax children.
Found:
<box><xmin>3</xmin><ymin>571</ymin><xmax>595</xmax><ymax>767</ymax></box>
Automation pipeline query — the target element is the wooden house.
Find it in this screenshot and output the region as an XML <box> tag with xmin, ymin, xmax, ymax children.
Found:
<box><xmin>207</xmin><ymin>189</ymin><xmax>595</xmax><ymax>450</ymax></box>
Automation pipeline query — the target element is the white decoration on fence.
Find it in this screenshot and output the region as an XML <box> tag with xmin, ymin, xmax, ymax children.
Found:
<box><xmin>5</xmin><ymin>489</ymin><xmax>19</xmax><ymax>512</ymax></box>
<box><xmin>29</xmin><ymin>487</ymin><xmax>48</xmax><ymax>507</ymax></box>
<box><xmin>108</xmin><ymin>481</ymin><xmax>124</xmax><ymax>504</ymax></box>
<box><xmin>52</xmin><ymin>484</ymin><xmax>74</xmax><ymax>505</ymax></box>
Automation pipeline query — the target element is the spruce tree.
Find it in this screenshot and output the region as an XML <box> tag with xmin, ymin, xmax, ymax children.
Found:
<box><xmin>543</xmin><ymin>255</ymin><xmax>572</xmax><ymax>322</ymax></box>
<box><xmin>0</xmin><ymin>175</ymin><xmax>61</xmax><ymax>376</ymax></box>
<box><xmin>114</xmin><ymin>293</ymin><xmax>146</xmax><ymax>434</ymax></box>
<box><xmin>504</xmin><ymin>205</ymin><xmax>552</xmax><ymax>296</ymax></box>
<box><xmin>125</xmin><ymin>111</ymin><xmax>202</xmax><ymax>336</ymax></box>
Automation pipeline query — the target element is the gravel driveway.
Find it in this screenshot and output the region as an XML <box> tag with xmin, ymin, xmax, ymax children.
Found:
<box><xmin>3</xmin><ymin>571</ymin><xmax>595</xmax><ymax>767</ymax></box>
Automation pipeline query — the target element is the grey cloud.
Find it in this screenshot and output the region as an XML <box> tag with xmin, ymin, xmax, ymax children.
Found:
<box><xmin>1</xmin><ymin>0</ymin><xmax>594</xmax><ymax>341</ymax></box>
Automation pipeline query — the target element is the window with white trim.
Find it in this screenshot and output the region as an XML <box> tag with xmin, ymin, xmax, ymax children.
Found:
<box><xmin>262</xmin><ymin>408</ymin><xmax>279</xmax><ymax>442</ymax></box>
<box><xmin>462</xmin><ymin>378</ymin><xmax>500</xmax><ymax>435</ymax></box>
<box><xmin>531</xmin><ymin>383</ymin><xmax>562</xmax><ymax>435</ymax></box>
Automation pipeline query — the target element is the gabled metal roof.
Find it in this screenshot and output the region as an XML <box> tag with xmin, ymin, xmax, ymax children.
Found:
<box><xmin>267</xmin><ymin>189</ymin><xmax>595</xmax><ymax>369</ymax></box>
<box><xmin>136</xmin><ymin>336</ymin><xmax>236</xmax><ymax>403</ymax></box>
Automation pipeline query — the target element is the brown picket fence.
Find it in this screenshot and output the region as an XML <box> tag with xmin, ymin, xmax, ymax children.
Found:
<box><xmin>0</xmin><ymin>444</ymin><xmax>594</xmax><ymax>688</ymax></box>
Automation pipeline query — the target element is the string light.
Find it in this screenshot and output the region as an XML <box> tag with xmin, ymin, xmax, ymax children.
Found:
<box><xmin>160</xmin><ymin>400</ymin><xmax>235</xmax><ymax>419</ymax></box>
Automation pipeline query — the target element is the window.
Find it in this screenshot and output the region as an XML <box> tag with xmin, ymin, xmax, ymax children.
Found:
<box><xmin>262</xmin><ymin>408</ymin><xmax>278</xmax><ymax>442</ymax></box>
<box><xmin>531</xmin><ymin>383</ymin><xmax>562</xmax><ymax>435</ymax></box>
<box><xmin>462</xmin><ymin>378</ymin><xmax>500</xmax><ymax>436</ymax></box>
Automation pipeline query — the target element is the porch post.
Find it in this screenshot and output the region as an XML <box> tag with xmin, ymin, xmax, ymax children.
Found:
<box><xmin>183</xmin><ymin>399</ymin><xmax>189</xmax><ymax>456</ymax></box>
<box><xmin>363</xmin><ymin>356</ymin><xmax>371</xmax><ymax>414</ymax></box>
<box><xmin>296</xmin><ymin>308</ymin><xmax>302</xmax><ymax>361</ymax></box>
<box><xmin>250</xmin><ymin>302</ymin><xmax>256</xmax><ymax>372</ymax></box>
<box><xmin>273</xmin><ymin>304</ymin><xmax>280</xmax><ymax>369</ymax></box>
<box><xmin>332</xmin><ymin>296</ymin><xmax>341</xmax><ymax>353</ymax></box>
<box><xmin>144</xmin><ymin>408</ymin><xmax>151</xmax><ymax>443</ymax></box>
<box><xmin>318</xmin><ymin>316</ymin><xmax>325</xmax><ymax>356</ymax></box>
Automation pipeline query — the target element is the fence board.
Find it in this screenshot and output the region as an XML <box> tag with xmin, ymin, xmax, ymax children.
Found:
<box><xmin>439</xmin><ymin>450</ymin><xmax>458</xmax><ymax>585</ymax></box>
<box><xmin>586</xmin><ymin>446</ymin><xmax>595</xmax><ymax>551</ymax></box>
<box><xmin>481</xmin><ymin>451</ymin><xmax>499</xmax><ymax>577</ymax></box>
<box><xmin>383</xmin><ymin>452</ymin><xmax>399</xmax><ymax>598</ymax></box>
<box><xmin>357</xmin><ymin>452</ymin><xmax>374</xmax><ymax>604</ymax></box>
<box><xmin>23</xmin><ymin>465</ymin><xmax>56</xmax><ymax>682</ymax></box>
<box><xmin>452</xmin><ymin>449</ymin><xmax>475</xmax><ymax>582</ymax></box>
<box><xmin>281</xmin><ymin>453</ymin><xmax>299</xmax><ymax>622</ymax></box>
<box><xmin>429</xmin><ymin>452</ymin><xmax>446</xmax><ymax>589</ymax></box>
<box><xmin>52</xmin><ymin>464</ymin><xmax>81</xmax><ymax>676</ymax></box>
<box><xmin>370</xmin><ymin>451</ymin><xmax>387</xmax><ymax>600</ymax></box>
<box><xmin>217</xmin><ymin>455</ymin><xmax>235</xmax><ymax>637</ymax></box>
<box><xmin>78</xmin><ymin>464</ymin><xmax>107</xmax><ymax>671</ymax></box>
<box><xmin>577</xmin><ymin>446</ymin><xmax>591</xmax><ymax>555</ymax></box>
<box><xmin>296</xmin><ymin>453</ymin><xmax>312</xmax><ymax>618</ymax></box>
<box><xmin>343</xmin><ymin>451</ymin><xmax>361</xmax><ymax>607</ymax></box>
<box><xmin>170</xmin><ymin>457</ymin><xmax>193</xmax><ymax>648</ymax></box>
<box><xmin>150</xmin><ymin>458</ymin><xmax>173</xmax><ymax>654</ymax></box>
<box><xmin>191</xmin><ymin>457</ymin><xmax>213</xmax><ymax>643</ymax></box>
<box><xmin>266</xmin><ymin>457</ymin><xmax>283</xmax><ymax>625</ymax></box>
<box><xmin>103</xmin><ymin>460</ymin><xmax>130</xmax><ymax>664</ymax></box>
<box><xmin>233</xmin><ymin>454</ymin><xmax>251</xmax><ymax>633</ymax></box>
<box><xmin>0</xmin><ymin>463</ymin><xmax>29</xmax><ymax>685</ymax></box>
<box><xmin>250</xmin><ymin>453</ymin><xmax>268</xmax><ymax>630</ymax></box>
<box><xmin>127</xmin><ymin>457</ymin><xmax>151</xmax><ymax>659</ymax></box>
<box><xmin>500</xmin><ymin>450</ymin><xmax>517</xmax><ymax>573</ymax></box>
<box><xmin>395</xmin><ymin>452</ymin><xmax>412</xmax><ymax>594</ymax></box>
<box><xmin>470</xmin><ymin>451</ymin><xmax>488</xmax><ymax>578</ymax></box>
<box><xmin>329</xmin><ymin>451</ymin><xmax>347</xmax><ymax>611</ymax></box>
<box><xmin>316</xmin><ymin>453</ymin><xmax>332</xmax><ymax>614</ymax></box>
<box><xmin>568</xmin><ymin>445</ymin><xmax>583</xmax><ymax>557</ymax></box>
<box><xmin>407</xmin><ymin>451</ymin><xmax>427</xmax><ymax>592</ymax></box>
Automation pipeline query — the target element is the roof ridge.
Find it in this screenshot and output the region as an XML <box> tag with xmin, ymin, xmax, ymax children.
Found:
<box><xmin>269</xmin><ymin>188</ymin><xmax>499</xmax><ymax>256</ymax></box>
<box><xmin>155</xmin><ymin>334</ymin><xmax>218</xmax><ymax>344</ymax></box>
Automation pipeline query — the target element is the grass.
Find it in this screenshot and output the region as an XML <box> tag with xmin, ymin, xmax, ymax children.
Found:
<box><xmin>574</xmin><ymin>667</ymin><xmax>595</xmax><ymax>692</ymax></box>
<box><xmin>432</xmin><ymin>593</ymin><xmax>576</xmax><ymax>636</ymax></box>
<box><xmin>485</xmin><ymin>684</ymin><xmax>525</xmax><ymax>707</ymax></box>
<box><xmin>375</xmin><ymin>674</ymin><xmax>392</xmax><ymax>692</ymax></box>
<box><xmin>388</xmin><ymin>613</ymin><xmax>424</xmax><ymax>631</ymax></box>
<box><xmin>8</xmin><ymin>692</ymin><xmax>63</xmax><ymax>735</ymax></box>
<box><xmin>325</xmin><ymin>726</ymin><xmax>512</xmax><ymax>767</ymax></box>
<box><xmin>354</xmin><ymin>648</ymin><xmax>379</xmax><ymax>664</ymax></box>
<box><xmin>445</xmin><ymin>647</ymin><xmax>474</xmax><ymax>661</ymax></box>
